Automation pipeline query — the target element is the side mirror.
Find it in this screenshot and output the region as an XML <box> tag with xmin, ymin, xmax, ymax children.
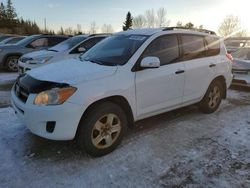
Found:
<box><xmin>140</xmin><ymin>56</ymin><xmax>160</xmax><ymax>68</ymax></box>
<box><xmin>78</xmin><ymin>47</ymin><xmax>86</xmax><ymax>53</ymax></box>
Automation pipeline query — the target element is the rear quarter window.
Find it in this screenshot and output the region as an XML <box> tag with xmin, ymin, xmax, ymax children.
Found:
<box><xmin>181</xmin><ymin>35</ymin><xmax>206</xmax><ymax>61</ymax></box>
<box><xmin>205</xmin><ymin>36</ymin><xmax>220</xmax><ymax>56</ymax></box>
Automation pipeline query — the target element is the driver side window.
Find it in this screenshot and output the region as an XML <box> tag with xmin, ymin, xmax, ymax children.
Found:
<box><xmin>143</xmin><ymin>35</ymin><xmax>180</xmax><ymax>65</ymax></box>
<box><xmin>29</xmin><ymin>38</ymin><xmax>49</xmax><ymax>48</ymax></box>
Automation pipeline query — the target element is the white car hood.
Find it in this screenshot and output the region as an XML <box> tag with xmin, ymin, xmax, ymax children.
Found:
<box><xmin>27</xmin><ymin>58</ymin><xmax>118</xmax><ymax>85</ymax></box>
<box><xmin>24</xmin><ymin>50</ymin><xmax>56</xmax><ymax>59</ymax></box>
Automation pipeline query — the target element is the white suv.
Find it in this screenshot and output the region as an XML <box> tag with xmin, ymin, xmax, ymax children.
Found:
<box><xmin>11</xmin><ymin>28</ymin><xmax>233</xmax><ymax>157</ymax></box>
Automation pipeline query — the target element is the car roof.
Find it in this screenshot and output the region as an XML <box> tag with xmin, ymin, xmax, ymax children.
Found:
<box><xmin>115</xmin><ymin>27</ymin><xmax>218</xmax><ymax>38</ymax></box>
<box><xmin>116</xmin><ymin>28</ymin><xmax>163</xmax><ymax>36</ymax></box>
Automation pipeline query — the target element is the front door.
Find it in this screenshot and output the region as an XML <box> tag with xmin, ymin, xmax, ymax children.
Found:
<box><xmin>135</xmin><ymin>34</ymin><xmax>185</xmax><ymax>118</ymax></box>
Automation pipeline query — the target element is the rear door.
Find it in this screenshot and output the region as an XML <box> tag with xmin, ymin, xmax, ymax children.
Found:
<box><xmin>135</xmin><ymin>34</ymin><xmax>185</xmax><ymax>117</ymax></box>
<box><xmin>181</xmin><ymin>34</ymin><xmax>217</xmax><ymax>103</ymax></box>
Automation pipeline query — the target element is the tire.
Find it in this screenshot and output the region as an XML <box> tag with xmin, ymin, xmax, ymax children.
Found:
<box><xmin>198</xmin><ymin>80</ymin><xmax>223</xmax><ymax>114</ymax></box>
<box><xmin>5</xmin><ymin>56</ymin><xmax>19</xmax><ymax>72</ymax></box>
<box><xmin>77</xmin><ymin>102</ymin><xmax>127</xmax><ymax>157</ymax></box>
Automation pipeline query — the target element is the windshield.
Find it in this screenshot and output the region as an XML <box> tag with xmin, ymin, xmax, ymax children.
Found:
<box><xmin>49</xmin><ymin>35</ymin><xmax>87</xmax><ymax>52</ymax></box>
<box><xmin>80</xmin><ymin>35</ymin><xmax>148</xmax><ymax>66</ymax></box>
<box><xmin>7</xmin><ymin>37</ymin><xmax>25</xmax><ymax>44</ymax></box>
<box><xmin>16</xmin><ymin>35</ymin><xmax>40</xmax><ymax>45</ymax></box>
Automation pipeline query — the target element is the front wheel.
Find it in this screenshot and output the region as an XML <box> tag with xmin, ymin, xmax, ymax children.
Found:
<box><xmin>5</xmin><ymin>56</ymin><xmax>19</xmax><ymax>72</ymax></box>
<box><xmin>198</xmin><ymin>81</ymin><xmax>223</xmax><ymax>114</ymax></box>
<box><xmin>77</xmin><ymin>102</ymin><xmax>127</xmax><ymax>157</ymax></box>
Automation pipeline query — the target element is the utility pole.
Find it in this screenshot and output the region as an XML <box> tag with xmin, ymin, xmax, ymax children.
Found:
<box><xmin>44</xmin><ymin>18</ymin><xmax>47</xmax><ymax>33</ymax></box>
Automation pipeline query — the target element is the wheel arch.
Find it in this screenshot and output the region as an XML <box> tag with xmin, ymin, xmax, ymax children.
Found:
<box><xmin>76</xmin><ymin>95</ymin><xmax>135</xmax><ymax>137</ymax></box>
<box><xmin>3</xmin><ymin>53</ymin><xmax>23</xmax><ymax>67</ymax></box>
<box><xmin>210</xmin><ymin>75</ymin><xmax>227</xmax><ymax>99</ymax></box>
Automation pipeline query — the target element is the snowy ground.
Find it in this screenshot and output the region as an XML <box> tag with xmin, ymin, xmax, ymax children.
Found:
<box><xmin>0</xmin><ymin>71</ymin><xmax>18</xmax><ymax>85</ymax></box>
<box><xmin>0</xmin><ymin>89</ymin><xmax>249</xmax><ymax>187</ymax></box>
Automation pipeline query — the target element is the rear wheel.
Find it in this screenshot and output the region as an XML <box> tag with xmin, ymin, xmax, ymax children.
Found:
<box><xmin>5</xmin><ymin>56</ymin><xmax>19</xmax><ymax>72</ymax></box>
<box><xmin>77</xmin><ymin>102</ymin><xmax>127</xmax><ymax>157</ymax></box>
<box><xmin>199</xmin><ymin>80</ymin><xmax>223</xmax><ymax>114</ymax></box>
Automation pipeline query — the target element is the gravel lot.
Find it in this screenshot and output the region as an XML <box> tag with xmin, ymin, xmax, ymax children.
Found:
<box><xmin>0</xmin><ymin>81</ymin><xmax>249</xmax><ymax>188</ymax></box>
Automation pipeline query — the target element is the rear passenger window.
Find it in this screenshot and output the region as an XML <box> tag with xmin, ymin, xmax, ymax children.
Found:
<box><xmin>143</xmin><ymin>35</ymin><xmax>180</xmax><ymax>65</ymax></box>
<box><xmin>205</xmin><ymin>36</ymin><xmax>220</xmax><ymax>56</ymax></box>
<box><xmin>30</xmin><ymin>38</ymin><xmax>49</xmax><ymax>48</ymax></box>
<box><xmin>48</xmin><ymin>37</ymin><xmax>67</xmax><ymax>46</ymax></box>
<box><xmin>181</xmin><ymin>35</ymin><xmax>206</xmax><ymax>60</ymax></box>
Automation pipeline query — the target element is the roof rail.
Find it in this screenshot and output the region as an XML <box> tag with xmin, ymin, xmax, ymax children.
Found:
<box><xmin>163</xmin><ymin>27</ymin><xmax>217</xmax><ymax>35</ymax></box>
<box><xmin>89</xmin><ymin>33</ymin><xmax>112</xmax><ymax>37</ymax></box>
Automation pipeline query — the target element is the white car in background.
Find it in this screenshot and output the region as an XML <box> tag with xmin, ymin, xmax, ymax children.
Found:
<box><xmin>18</xmin><ymin>34</ymin><xmax>109</xmax><ymax>74</ymax></box>
<box><xmin>11</xmin><ymin>28</ymin><xmax>233</xmax><ymax>157</ymax></box>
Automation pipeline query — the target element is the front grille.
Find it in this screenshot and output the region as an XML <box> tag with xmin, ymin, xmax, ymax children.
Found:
<box><xmin>15</xmin><ymin>82</ymin><xmax>29</xmax><ymax>103</ymax></box>
<box><xmin>19</xmin><ymin>57</ymin><xmax>32</xmax><ymax>63</ymax></box>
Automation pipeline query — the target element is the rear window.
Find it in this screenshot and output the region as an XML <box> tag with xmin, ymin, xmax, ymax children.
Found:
<box><xmin>181</xmin><ymin>35</ymin><xmax>206</xmax><ymax>61</ymax></box>
<box><xmin>205</xmin><ymin>36</ymin><xmax>220</xmax><ymax>56</ymax></box>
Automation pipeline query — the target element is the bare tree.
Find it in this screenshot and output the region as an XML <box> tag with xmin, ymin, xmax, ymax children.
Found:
<box><xmin>133</xmin><ymin>8</ymin><xmax>170</xmax><ymax>29</ymax></box>
<box><xmin>156</xmin><ymin>8</ymin><xmax>170</xmax><ymax>27</ymax></box>
<box><xmin>133</xmin><ymin>15</ymin><xmax>146</xmax><ymax>29</ymax></box>
<box><xmin>76</xmin><ymin>24</ymin><xmax>82</xmax><ymax>34</ymax></box>
<box><xmin>176</xmin><ymin>21</ymin><xmax>183</xmax><ymax>27</ymax></box>
<box><xmin>64</xmin><ymin>27</ymin><xmax>73</xmax><ymax>35</ymax></box>
<box><xmin>89</xmin><ymin>21</ymin><xmax>98</xmax><ymax>34</ymax></box>
<box><xmin>218</xmin><ymin>15</ymin><xmax>247</xmax><ymax>37</ymax></box>
<box><xmin>101</xmin><ymin>24</ymin><xmax>113</xmax><ymax>33</ymax></box>
<box><xmin>145</xmin><ymin>9</ymin><xmax>155</xmax><ymax>28</ymax></box>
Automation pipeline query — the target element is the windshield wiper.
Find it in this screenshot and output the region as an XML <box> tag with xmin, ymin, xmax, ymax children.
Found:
<box><xmin>88</xmin><ymin>59</ymin><xmax>105</xmax><ymax>65</ymax></box>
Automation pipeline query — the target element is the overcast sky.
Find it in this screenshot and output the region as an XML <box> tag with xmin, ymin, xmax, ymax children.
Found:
<box><xmin>10</xmin><ymin>0</ymin><xmax>249</xmax><ymax>33</ymax></box>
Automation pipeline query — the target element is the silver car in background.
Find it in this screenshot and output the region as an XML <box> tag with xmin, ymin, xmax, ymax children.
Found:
<box><xmin>0</xmin><ymin>34</ymin><xmax>69</xmax><ymax>71</ymax></box>
<box><xmin>18</xmin><ymin>34</ymin><xmax>110</xmax><ymax>74</ymax></box>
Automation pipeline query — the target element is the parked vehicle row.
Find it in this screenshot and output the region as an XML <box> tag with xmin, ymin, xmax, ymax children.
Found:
<box><xmin>0</xmin><ymin>36</ymin><xmax>25</xmax><ymax>45</ymax></box>
<box><xmin>18</xmin><ymin>34</ymin><xmax>110</xmax><ymax>74</ymax></box>
<box><xmin>11</xmin><ymin>27</ymin><xmax>233</xmax><ymax>157</ymax></box>
<box><xmin>0</xmin><ymin>34</ymin><xmax>69</xmax><ymax>71</ymax></box>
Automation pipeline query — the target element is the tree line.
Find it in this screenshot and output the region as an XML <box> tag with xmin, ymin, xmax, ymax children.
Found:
<box><xmin>0</xmin><ymin>0</ymin><xmax>247</xmax><ymax>37</ymax></box>
<box><xmin>0</xmin><ymin>0</ymin><xmax>42</xmax><ymax>35</ymax></box>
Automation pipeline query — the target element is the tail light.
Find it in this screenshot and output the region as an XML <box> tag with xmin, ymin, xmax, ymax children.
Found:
<box><xmin>226</xmin><ymin>53</ymin><xmax>233</xmax><ymax>61</ymax></box>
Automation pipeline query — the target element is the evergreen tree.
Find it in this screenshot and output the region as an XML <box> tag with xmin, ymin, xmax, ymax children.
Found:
<box><xmin>6</xmin><ymin>0</ymin><xmax>17</xmax><ymax>20</ymax></box>
<box><xmin>123</xmin><ymin>11</ymin><xmax>133</xmax><ymax>31</ymax></box>
<box><xmin>0</xmin><ymin>2</ymin><xmax>6</xmax><ymax>20</ymax></box>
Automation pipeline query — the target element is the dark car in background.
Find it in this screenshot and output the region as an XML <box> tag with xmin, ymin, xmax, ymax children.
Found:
<box><xmin>0</xmin><ymin>34</ymin><xmax>69</xmax><ymax>71</ymax></box>
<box><xmin>0</xmin><ymin>36</ymin><xmax>25</xmax><ymax>45</ymax></box>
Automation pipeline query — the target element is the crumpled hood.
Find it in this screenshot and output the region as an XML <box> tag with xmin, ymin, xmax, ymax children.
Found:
<box><xmin>27</xmin><ymin>58</ymin><xmax>118</xmax><ymax>85</ymax></box>
<box><xmin>23</xmin><ymin>50</ymin><xmax>56</xmax><ymax>59</ymax></box>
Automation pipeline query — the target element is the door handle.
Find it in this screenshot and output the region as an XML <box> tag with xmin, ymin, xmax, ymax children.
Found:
<box><xmin>175</xmin><ymin>70</ymin><xmax>185</xmax><ymax>74</ymax></box>
<box><xmin>209</xmin><ymin>64</ymin><xmax>216</xmax><ymax>68</ymax></box>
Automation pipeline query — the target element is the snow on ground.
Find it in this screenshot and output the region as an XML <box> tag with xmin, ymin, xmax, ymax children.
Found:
<box><xmin>0</xmin><ymin>72</ymin><xmax>18</xmax><ymax>85</ymax></box>
<box><xmin>0</xmin><ymin>90</ymin><xmax>249</xmax><ymax>187</ymax></box>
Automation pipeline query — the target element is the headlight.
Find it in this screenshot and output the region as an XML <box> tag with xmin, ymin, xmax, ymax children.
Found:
<box><xmin>29</xmin><ymin>56</ymin><xmax>53</xmax><ymax>64</ymax></box>
<box><xmin>34</xmin><ymin>87</ymin><xmax>77</xmax><ymax>105</ymax></box>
